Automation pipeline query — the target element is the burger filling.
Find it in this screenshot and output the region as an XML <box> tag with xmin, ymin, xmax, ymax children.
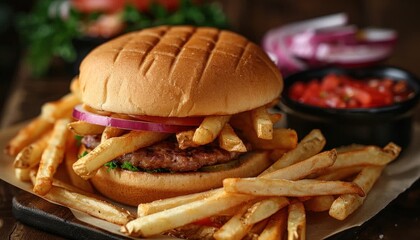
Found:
<box><xmin>81</xmin><ymin>135</ymin><xmax>244</xmax><ymax>172</ymax></box>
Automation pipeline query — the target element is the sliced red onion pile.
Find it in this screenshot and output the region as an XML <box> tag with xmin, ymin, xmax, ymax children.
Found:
<box><xmin>72</xmin><ymin>105</ymin><xmax>198</xmax><ymax>133</ymax></box>
<box><xmin>263</xmin><ymin>13</ymin><xmax>397</xmax><ymax>76</ymax></box>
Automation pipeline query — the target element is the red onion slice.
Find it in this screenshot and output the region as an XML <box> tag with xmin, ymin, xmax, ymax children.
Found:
<box><xmin>72</xmin><ymin>105</ymin><xmax>194</xmax><ymax>133</ymax></box>
<box><xmin>289</xmin><ymin>26</ymin><xmax>397</xmax><ymax>67</ymax></box>
<box><xmin>262</xmin><ymin>13</ymin><xmax>348</xmax><ymax>76</ymax></box>
<box><xmin>315</xmin><ymin>43</ymin><xmax>394</xmax><ymax>65</ymax></box>
<box><xmin>263</xmin><ymin>13</ymin><xmax>398</xmax><ymax>73</ymax></box>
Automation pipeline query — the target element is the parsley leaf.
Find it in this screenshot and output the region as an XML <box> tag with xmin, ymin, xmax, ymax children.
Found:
<box><xmin>104</xmin><ymin>161</ymin><xmax>118</xmax><ymax>171</ymax></box>
<box><xmin>121</xmin><ymin>161</ymin><xmax>140</xmax><ymax>172</ymax></box>
<box><xmin>18</xmin><ymin>0</ymin><xmax>228</xmax><ymax>76</ymax></box>
<box><xmin>78</xmin><ymin>150</ymin><xmax>88</xmax><ymax>159</ymax></box>
<box><xmin>74</xmin><ymin>135</ymin><xmax>83</xmax><ymax>147</ymax></box>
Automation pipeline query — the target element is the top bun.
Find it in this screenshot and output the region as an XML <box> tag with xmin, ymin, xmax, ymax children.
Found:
<box><xmin>79</xmin><ymin>26</ymin><xmax>282</xmax><ymax>117</ymax></box>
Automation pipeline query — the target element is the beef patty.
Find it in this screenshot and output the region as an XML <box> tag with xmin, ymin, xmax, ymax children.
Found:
<box><xmin>82</xmin><ymin>135</ymin><xmax>241</xmax><ymax>172</ymax></box>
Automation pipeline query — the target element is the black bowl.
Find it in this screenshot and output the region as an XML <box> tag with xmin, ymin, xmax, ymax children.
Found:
<box><xmin>279</xmin><ymin>66</ymin><xmax>420</xmax><ymax>149</ymax></box>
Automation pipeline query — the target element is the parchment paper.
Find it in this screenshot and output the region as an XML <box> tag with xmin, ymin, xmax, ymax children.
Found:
<box><xmin>1</xmin><ymin>123</ymin><xmax>419</xmax><ymax>240</ymax></box>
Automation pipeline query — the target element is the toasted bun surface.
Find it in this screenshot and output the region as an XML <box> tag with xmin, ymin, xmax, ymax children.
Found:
<box><xmin>90</xmin><ymin>152</ymin><xmax>272</xmax><ymax>206</ymax></box>
<box><xmin>79</xmin><ymin>26</ymin><xmax>282</xmax><ymax>117</ymax></box>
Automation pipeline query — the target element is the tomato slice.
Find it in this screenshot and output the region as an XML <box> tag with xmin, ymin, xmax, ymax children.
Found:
<box><xmin>72</xmin><ymin>0</ymin><xmax>126</xmax><ymax>13</ymax></box>
<box><xmin>72</xmin><ymin>0</ymin><xmax>180</xmax><ymax>13</ymax></box>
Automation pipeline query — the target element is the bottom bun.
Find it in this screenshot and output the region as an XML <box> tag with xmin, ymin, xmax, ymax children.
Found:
<box><xmin>90</xmin><ymin>151</ymin><xmax>272</xmax><ymax>206</ymax></box>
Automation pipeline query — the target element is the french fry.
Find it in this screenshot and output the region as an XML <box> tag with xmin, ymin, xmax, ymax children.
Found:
<box><xmin>193</xmin><ymin>115</ymin><xmax>231</xmax><ymax>145</ymax></box>
<box><xmin>288</xmin><ymin>201</ymin><xmax>306</xmax><ymax>240</ymax></box>
<box><xmin>329</xmin><ymin>166</ymin><xmax>385</xmax><ymax>220</ymax></box>
<box><xmin>269</xmin><ymin>113</ymin><xmax>282</xmax><ymax>125</ymax></box>
<box><xmin>214</xmin><ymin>197</ymin><xmax>287</xmax><ymax>240</ymax></box>
<box><xmin>41</xmin><ymin>93</ymin><xmax>80</xmax><ymax>122</ymax></box>
<box><xmin>316</xmin><ymin>167</ymin><xmax>362</xmax><ymax>181</ymax></box>
<box><xmin>304</xmin><ymin>195</ymin><xmax>335</xmax><ymax>212</ymax></box>
<box><xmin>258</xmin><ymin>208</ymin><xmax>288</xmax><ymax>240</ymax></box>
<box><xmin>33</xmin><ymin>118</ymin><xmax>71</xmax><ymax>195</ymax></box>
<box><xmin>29</xmin><ymin>169</ymin><xmax>134</xmax><ymax>225</ymax></box>
<box><xmin>336</xmin><ymin>144</ymin><xmax>366</xmax><ymax>153</ymax></box>
<box><xmin>14</xmin><ymin>167</ymin><xmax>32</xmax><ymax>182</ymax></box>
<box><xmin>215</xmin><ymin>197</ymin><xmax>288</xmax><ymax>240</ymax></box>
<box><xmin>218</xmin><ymin>123</ymin><xmax>247</xmax><ymax>152</ymax></box>
<box><xmin>223</xmin><ymin>178</ymin><xmax>365</xmax><ymax>197</ymax></box>
<box><xmin>100</xmin><ymin>113</ymin><xmax>131</xmax><ymax>142</ymax></box>
<box><xmin>218</xmin><ymin>202</ymin><xmax>252</xmax><ymax>217</ymax></box>
<box><xmin>13</xmin><ymin>131</ymin><xmax>51</xmax><ymax>169</ymax></box>
<box><xmin>45</xmin><ymin>186</ymin><xmax>134</xmax><ymax>225</ymax></box>
<box><xmin>262</xmin><ymin>150</ymin><xmax>336</xmax><ymax>180</ymax></box>
<box><xmin>137</xmin><ymin>189</ymin><xmax>222</xmax><ymax>217</ymax></box>
<box><xmin>261</xmin><ymin>129</ymin><xmax>325</xmax><ymax>174</ymax></box>
<box><xmin>65</xmin><ymin>132</ymin><xmax>94</xmax><ymax>193</ymax></box>
<box><xmin>101</xmin><ymin>126</ymin><xmax>126</xmax><ymax>142</ymax></box>
<box><xmin>29</xmin><ymin>168</ymin><xmax>88</xmax><ymax>195</ymax></box>
<box><xmin>122</xmin><ymin>191</ymin><xmax>253</xmax><ymax>237</ymax></box>
<box><xmin>5</xmin><ymin>117</ymin><xmax>52</xmax><ymax>156</ymax></box>
<box><xmin>242</xmin><ymin>197</ymin><xmax>289</xmax><ymax>225</ymax></box>
<box><xmin>247</xmin><ymin>128</ymin><xmax>298</xmax><ymax>150</ymax></box>
<box><xmin>251</xmin><ymin>106</ymin><xmax>273</xmax><ymax>140</ymax></box>
<box><xmin>73</xmin><ymin>131</ymin><xmax>168</xmax><ymax>179</ymax></box>
<box><xmin>176</xmin><ymin>130</ymin><xmax>198</xmax><ymax>149</ymax></box>
<box><xmin>213</xmin><ymin>202</ymin><xmax>256</xmax><ymax>240</ymax></box>
<box><xmin>168</xmin><ymin>224</ymin><xmax>219</xmax><ymax>240</ymax></box>
<box><xmin>230</xmin><ymin>112</ymin><xmax>296</xmax><ymax>149</ymax></box>
<box><xmin>68</xmin><ymin>121</ymin><xmax>105</xmax><ymax>136</ymax></box>
<box><xmin>326</xmin><ymin>143</ymin><xmax>401</xmax><ymax>172</ymax></box>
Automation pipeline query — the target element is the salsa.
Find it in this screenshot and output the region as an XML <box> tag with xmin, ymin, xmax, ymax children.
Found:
<box><xmin>288</xmin><ymin>74</ymin><xmax>414</xmax><ymax>108</ymax></box>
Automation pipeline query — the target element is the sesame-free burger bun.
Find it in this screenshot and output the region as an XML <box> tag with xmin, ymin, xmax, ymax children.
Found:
<box><xmin>78</xmin><ymin>25</ymin><xmax>282</xmax><ymax>117</ymax></box>
<box><xmin>90</xmin><ymin>152</ymin><xmax>272</xmax><ymax>206</ymax></box>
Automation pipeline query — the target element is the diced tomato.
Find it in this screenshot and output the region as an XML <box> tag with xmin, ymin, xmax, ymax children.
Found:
<box><xmin>321</xmin><ymin>74</ymin><xmax>340</xmax><ymax>91</ymax></box>
<box><xmin>300</xmin><ymin>80</ymin><xmax>325</xmax><ymax>107</ymax></box>
<box><xmin>287</xmin><ymin>73</ymin><xmax>413</xmax><ymax>109</ymax></box>
<box><xmin>288</xmin><ymin>82</ymin><xmax>306</xmax><ymax>100</ymax></box>
<box><xmin>325</xmin><ymin>94</ymin><xmax>346</xmax><ymax>108</ymax></box>
<box><xmin>351</xmin><ymin>88</ymin><xmax>371</xmax><ymax>107</ymax></box>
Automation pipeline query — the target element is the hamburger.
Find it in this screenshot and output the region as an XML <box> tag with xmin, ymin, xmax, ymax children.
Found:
<box><xmin>71</xmin><ymin>25</ymin><xmax>285</xmax><ymax>206</ymax></box>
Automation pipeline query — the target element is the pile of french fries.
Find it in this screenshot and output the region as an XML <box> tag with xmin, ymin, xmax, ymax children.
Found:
<box><xmin>121</xmin><ymin>131</ymin><xmax>400</xmax><ymax>239</ymax></box>
<box><xmin>5</xmin><ymin>78</ymin><xmax>402</xmax><ymax>239</ymax></box>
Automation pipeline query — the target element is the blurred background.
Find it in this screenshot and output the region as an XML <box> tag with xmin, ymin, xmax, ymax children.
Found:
<box><xmin>1</xmin><ymin>0</ymin><xmax>420</xmax><ymax>119</ymax></box>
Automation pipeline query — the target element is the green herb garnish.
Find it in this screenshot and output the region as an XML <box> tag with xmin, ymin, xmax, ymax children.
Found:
<box><xmin>121</xmin><ymin>161</ymin><xmax>140</xmax><ymax>171</ymax></box>
<box><xmin>78</xmin><ymin>150</ymin><xmax>88</xmax><ymax>159</ymax></box>
<box><xmin>104</xmin><ymin>161</ymin><xmax>118</xmax><ymax>171</ymax></box>
<box><xmin>74</xmin><ymin>135</ymin><xmax>83</xmax><ymax>147</ymax></box>
<box><xmin>18</xmin><ymin>0</ymin><xmax>228</xmax><ymax>76</ymax></box>
<box><xmin>103</xmin><ymin>161</ymin><xmax>170</xmax><ymax>173</ymax></box>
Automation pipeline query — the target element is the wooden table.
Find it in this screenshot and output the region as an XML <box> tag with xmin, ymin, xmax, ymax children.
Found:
<box><xmin>1</xmin><ymin>63</ymin><xmax>419</xmax><ymax>239</ymax></box>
